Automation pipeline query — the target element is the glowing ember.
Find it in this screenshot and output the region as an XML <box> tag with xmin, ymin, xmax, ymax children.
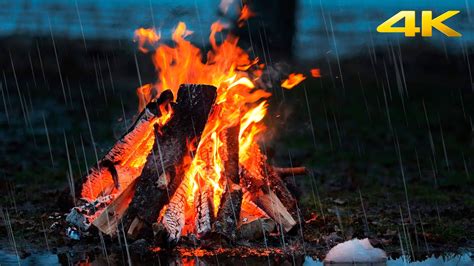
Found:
<box><xmin>134</xmin><ymin>19</ymin><xmax>273</xmax><ymax>234</ymax></box>
<box><xmin>281</xmin><ymin>73</ymin><xmax>306</xmax><ymax>89</ymax></box>
<box><xmin>310</xmin><ymin>68</ymin><xmax>321</xmax><ymax>78</ymax></box>
<box><xmin>238</xmin><ymin>5</ymin><xmax>255</xmax><ymax>27</ymax></box>
<box><xmin>67</xmin><ymin>1</ymin><xmax>311</xmax><ymax>243</ymax></box>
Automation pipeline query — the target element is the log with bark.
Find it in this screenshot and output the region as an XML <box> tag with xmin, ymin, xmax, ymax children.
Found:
<box><xmin>211</xmin><ymin>124</ymin><xmax>242</xmax><ymax>241</ymax></box>
<box><xmin>264</xmin><ymin>165</ymin><xmax>297</xmax><ymax>212</ymax></box>
<box><xmin>239</xmin><ymin>142</ymin><xmax>297</xmax><ymax>212</ymax></box>
<box><xmin>64</xmin><ymin>90</ymin><xmax>175</xmax><ymax>232</ymax></box>
<box><xmin>273</xmin><ymin>167</ymin><xmax>307</xmax><ymax>178</ymax></box>
<box><xmin>59</xmin><ymin>91</ymin><xmax>174</xmax><ymax>210</ymax></box>
<box><xmin>91</xmin><ymin>178</ymin><xmax>138</xmax><ymax>235</ymax></box>
<box><xmin>238</xmin><ymin>197</ymin><xmax>276</xmax><ymax>240</ymax></box>
<box><xmin>79</xmin><ymin>90</ymin><xmax>175</xmax><ymax>203</ymax></box>
<box><xmin>252</xmin><ymin>189</ymin><xmax>296</xmax><ymax>233</ymax></box>
<box><xmin>240</xmin><ymin>167</ymin><xmax>297</xmax><ymax>233</ymax></box>
<box><xmin>195</xmin><ymin>186</ymin><xmax>213</xmax><ymax>238</ymax></box>
<box><xmin>124</xmin><ymin>84</ymin><xmax>217</xmax><ymax>239</ymax></box>
<box><xmin>212</xmin><ymin>183</ymin><xmax>242</xmax><ymax>240</ymax></box>
<box><xmin>63</xmin><ymin>82</ymin><xmax>309</xmax><ymax>246</ymax></box>
<box><xmin>153</xmin><ymin>177</ymin><xmax>189</xmax><ymax>246</ymax></box>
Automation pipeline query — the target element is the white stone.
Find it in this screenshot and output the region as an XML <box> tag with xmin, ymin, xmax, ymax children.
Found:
<box><xmin>324</xmin><ymin>238</ymin><xmax>387</xmax><ymax>263</ymax></box>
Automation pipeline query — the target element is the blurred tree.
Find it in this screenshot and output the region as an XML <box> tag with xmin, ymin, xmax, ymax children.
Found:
<box><xmin>234</xmin><ymin>0</ymin><xmax>297</xmax><ymax>61</ymax></box>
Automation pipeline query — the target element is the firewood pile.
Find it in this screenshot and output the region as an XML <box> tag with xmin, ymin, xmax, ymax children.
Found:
<box><xmin>65</xmin><ymin>84</ymin><xmax>307</xmax><ymax>247</ymax></box>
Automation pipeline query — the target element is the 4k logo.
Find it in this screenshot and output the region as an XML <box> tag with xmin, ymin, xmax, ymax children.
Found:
<box><xmin>377</xmin><ymin>11</ymin><xmax>462</xmax><ymax>37</ymax></box>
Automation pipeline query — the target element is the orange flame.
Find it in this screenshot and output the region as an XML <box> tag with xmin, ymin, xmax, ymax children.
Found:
<box><xmin>238</xmin><ymin>5</ymin><xmax>255</xmax><ymax>27</ymax></box>
<box><xmin>134</xmin><ymin>28</ymin><xmax>160</xmax><ymax>53</ymax></box>
<box><xmin>281</xmin><ymin>73</ymin><xmax>306</xmax><ymax>89</ymax></box>
<box><xmin>140</xmin><ymin>20</ymin><xmax>271</xmax><ymax>233</ymax></box>
<box><xmin>80</xmin><ymin>101</ymin><xmax>172</xmax><ymax>204</ymax></box>
<box><xmin>311</xmin><ymin>68</ymin><xmax>321</xmax><ymax>78</ymax></box>
<box><xmin>136</xmin><ymin>84</ymin><xmax>154</xmax><ymax>112</ymax></box>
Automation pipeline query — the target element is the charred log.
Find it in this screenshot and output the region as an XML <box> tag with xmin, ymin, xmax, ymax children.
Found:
<box><xmin>265</xmin><ymin>165</ymin><xmax>297</xmax><ymax>212</ymax></box>
<box><xmin>241</xmin><ymin>166</ymin><xmax>296</xmax><ymax>232</ymax></box>
<box><xmin>211</xmin><ymin>124</ymin><xmax>242</xmax><ymax>240</ymax></box>
<box><xmin>239</xmin><ymin>198</ymin><xmax>276</xmax><ymax>240</ymax></box>
<box><xmin>154</xmin><ymin>176</ymin><xmax>188</xmax><ymax>247</ymax></box>
<box><xmin>212</xmin><ymin>183</ymin><xmax>242</xmax><ymax>240</ymax></box>
<box><xmin>127</xmin><ymin>217</ymin><xmax>146</xmax><ymax>240</ymax></box>
<box><xmin>59</xmin><ymin>90</ymin><xmax>175</xmax><ymax>210</ymax></box>
<box><xmin>124</xmin><ymin>84</ymin><xmax>217</xmax><ymax>238</ymax></box>
<box><xmin>273</xmin><ymin>167</ymin><xmax>307</xmax><ymax>178</ymax></box>
<box><xmin>253</xmin><ymin>189</ymin><xmax>296</xmax><ymax>233</ymax></box>
<box><xmin>92</xmin><ymin>179</ymin><xmax>138</xmax><ymax>236</ymax></box>
<box><xmin>195</xmin><ymin>186</ymin><xmax>213</xmax><ymax>238</ymax></box>
<box><xmin>222</xmin><ymin>125</ymin><xmax>240</xmax><ymax>185</ymax></box>
<box><xmin>239</xmin><ymin>143</ymin><xmax>296</xmax><ymax>212</ymax></box>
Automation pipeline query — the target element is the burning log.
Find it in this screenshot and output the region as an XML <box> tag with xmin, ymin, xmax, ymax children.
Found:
<box><xmin>61</xmin><ymin>89</ymin><xmax>173</xmax><ymax>213</ymax></box>
<box><xmin>154</xmin><ymin>176</ymin><xmax>189</xmax><ymax>246</ymax></box>
<box><xmin>265</xmin><ymin>165</ymin><xmax>297</xmax><ymax>212</ymax></box>
<box><xmin>212</xmin><ymin>183</ymin><xmax>242</xmax><ymax>240</ymax></box>
<box><xmin>241</xmin><ymin>167</ymin><xmax>296</xmax><ymax>233</ymax></box>
<box><xmin>124</xmin><ymin>84</ymin><xmax>217</xmax><ymax>238</ymax></box>
<box><xmin>195</xmin><ymin>186</ymin><xmax>213</xmax><ymax>238</ymax></box>
<box><xmin>64</xmin><ymin>89</ymin><xmax>174</xmax><ymax>235</ymax></box>
<box><xmin>62</xmin><ymin>0</ymin><xmax>309</xmax><ymax>244</ymax></box>
<box><xmin>252</xmin><ymin>189</ymin><xmax>296</xmax><ymax>233</ymax></box>
<box><xmin>273</xmin><ymin>167</ymin><xmax>307</xmax><ymax>178</ymax></box>
<box><xmin>239</xmin><ymin>198</ymin><xmax>276</xmax><ymax>240</ymax></box>
<box><xmin>222</xmin><ymin>125</ymin><xmax>240</xmax><ymax>185</ymax></box>
<box><xmin>92</xmin><ymin>179</ymin><xmax>138</xmax><ymax>236</ymax></box>
<box><xmin>77</xmin><ymin>90</ymin><xmax>174</xmax><ymax>204</ymax></box>
<box><xmin>211</xmin><ymin>124</ymin><xmax>242</xmax><ymax>240</ymax></box>
<box><xmin>239</xmin><ymin>144</ymin><xmax>297</xmax><ymax>212</ymax></box>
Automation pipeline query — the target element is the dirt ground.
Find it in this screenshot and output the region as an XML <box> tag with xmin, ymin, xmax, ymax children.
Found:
<box><xmin>0</xmin><ymin>36</ymin><xmax>473</xmax><ymax>263</ymax></box>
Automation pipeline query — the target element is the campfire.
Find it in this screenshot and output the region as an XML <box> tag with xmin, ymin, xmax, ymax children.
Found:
<box><xmin>65</xmin><ymin>8</ymin><xmax>309</xmax><ymax>247</ymax></box>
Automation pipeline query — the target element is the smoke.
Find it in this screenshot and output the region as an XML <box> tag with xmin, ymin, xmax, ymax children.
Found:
<box><xmin>219</xmin><ymin>0</ymin><xmax>234</xmax><ymax>14</ymax></box>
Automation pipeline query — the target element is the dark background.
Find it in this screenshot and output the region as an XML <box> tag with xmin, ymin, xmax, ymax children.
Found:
<box><xmin>0</xmin><ymin>0</ymin><xmax>473</xmax><ymax>263</ymax></box>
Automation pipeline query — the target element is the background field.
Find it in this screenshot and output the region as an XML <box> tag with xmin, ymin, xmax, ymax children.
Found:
<box><xmin>0</xmin><ymin>0</ymin><xmax>472</xmax><ymax>263</ymax></box>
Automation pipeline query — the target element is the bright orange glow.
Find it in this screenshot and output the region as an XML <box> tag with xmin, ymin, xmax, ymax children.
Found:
<box><xmin>240</xmin><ymin>192</ymin><xmax>267</xmax><ymax>222</ymax></box>
<box><xmin>136</xmin><ymin>84</ymin><xmax>154</xmax><ymax>112</ymax></box>
<box><xmin>281</xmin><ymin>73</ymin><xmax>306</xmax><ymax>89</ymax></box>
<box><xmin>238</xmin><ymin>5</ymin><xmax>255</xmax><ymax>27</ymax></box>
<box><xmin>310</xmin><ymin>68</ymin><xmax>321</xmax><ymax>78</ymax></box>
<box><xmin>80</xmin><ymin>101</ymin><xmax>172</xmax><ymax>204</ymax></box>
<box><xmin>141</xmin><ymin>21</ymin><xmax>270</xmax><ymax>233</ymax></box>
<box><xmin>134</xmin><ymin>28</ymin><xmax>160</xmax><ymax>53</ymax></box>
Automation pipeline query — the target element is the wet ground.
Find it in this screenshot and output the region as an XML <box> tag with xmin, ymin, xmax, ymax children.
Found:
<box><xmin>0</xmin><ymin>6</ymin><xmax>473</xmax><ymax>264</ymax></box>
<box><xmin>0</xmin><ymin>249</ymin><xmax>473</xmax><ymax>265</ymax></box>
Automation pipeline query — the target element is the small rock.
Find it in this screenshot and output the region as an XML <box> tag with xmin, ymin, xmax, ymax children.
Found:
<box><xmin>333</xmin><ymin>198</ymin><xmax>346</xmax><ymax>205</ymax></box>
<box><xmin>323</xmin><ymin>232</ymin><xmax>343</xmax><ymax>246</ymax></box>
<box><xmin>66</xmin><ymin>227</ymin><xmax>81</xmax><ymax>240</ymax></box>
<box><xmin>384</xmin><ymin>229</ymin><xmax>397</xmax><ymax>237</ymax></box>
<box><xmin>129</xmin><ymin>239</ymin><xmax>151</xmax><ymax>256</ymax></box>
